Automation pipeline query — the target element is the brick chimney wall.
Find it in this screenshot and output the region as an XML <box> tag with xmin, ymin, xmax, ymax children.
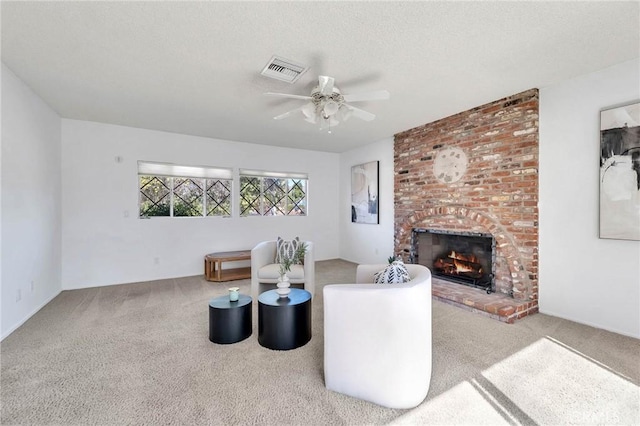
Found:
<box><xmin>394</xmin><ymin>89</ymin><xmax>539</xmax><ymax>301</ymax></box>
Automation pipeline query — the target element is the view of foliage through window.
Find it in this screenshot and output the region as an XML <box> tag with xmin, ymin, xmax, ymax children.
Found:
<box><xmin>207</xmin><ymin>180</ymin><xmax>232</xmax><ymax>216</ymax></box>
<box><xmin>139</xmin><ymin>176</ymin><xmax>231</xmax><ymax>217</ymax></box>
<box><xmin>239</xmin><ymin>177</ymin><xmax>261</xmax><ymax>216</ymax></box>
<box><xmin>138</xmin><ymin>165</ymin><xmax>306</xmax><ymax>218</ymax></box>
<box><xmin>240</xmin><ymin>176</ymin><xmax>307</xmax><ymax>216</ymax></box>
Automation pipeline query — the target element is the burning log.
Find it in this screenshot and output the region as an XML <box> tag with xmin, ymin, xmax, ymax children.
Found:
<box><xmin>452</xmin><ymin>258</ymin><xmax>482</xmax><ymax>274</ymax></box>
<box><xmin>448</xmin><ymin>250</ymin><xmax>479</xmax><ymax>264</ymax></box>
<box><xmin>434</xmin><ymin>251</ymin><xmax>483</xmax><ymax>279</ymax></box>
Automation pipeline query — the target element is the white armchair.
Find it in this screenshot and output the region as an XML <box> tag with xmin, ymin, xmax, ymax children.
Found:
<box><xmin>251</xmin><ymin>240</ymin><xmax>315</xmax><ymax>300</ymax></box>
<box><xmin>323</xmin><ymin>263</ymin><xmax>432</xmax><ymax>409</ymax></box>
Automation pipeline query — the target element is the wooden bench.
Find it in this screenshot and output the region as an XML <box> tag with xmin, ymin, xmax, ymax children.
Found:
<box><xmin>204</xmin><ymin>250</ymin><xmax>252</xmax><ymax>282</ymax></box>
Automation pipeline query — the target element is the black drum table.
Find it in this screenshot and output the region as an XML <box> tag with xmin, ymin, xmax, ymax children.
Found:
<box><xmin>208</xmin><ymin>294</ymin><xmax>252</xmax><ymax>344</ymax></box>
<box><xmin>258</xmin><ymin>289</ymin><xmax>312</xmax><ymax>350</ymax></box>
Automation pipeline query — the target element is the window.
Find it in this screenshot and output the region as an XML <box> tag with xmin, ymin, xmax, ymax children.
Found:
<box><xmin>239</xmin><ymin>169</ymin><xmax>307</xmax><ymax>217</ymax></box>
<box><xmin>138</xmin><ymin>161</ymin><xmax>232</xmax><ymax>218</ymax></box>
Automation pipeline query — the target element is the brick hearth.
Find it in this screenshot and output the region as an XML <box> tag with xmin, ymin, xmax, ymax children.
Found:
<box><xmin>394</xmin><ymin>89</ymin><xmax>539</xmax><ymax>323</ymax></box>
<box><xmin>432</xmin><ymin>278</ymin><xmax>538</xmax><ymax>323</ymax></box>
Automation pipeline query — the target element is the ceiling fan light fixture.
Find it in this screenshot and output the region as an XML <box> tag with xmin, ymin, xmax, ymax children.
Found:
<box><xmin>266</xmin><ymin>75</ymin><xmax>388</xmax><ymax>127</ymax></box>
<box><xmin>323</xmin><ymin>100</ymin><xmax>340</xmax><ymax>117</ymax></box>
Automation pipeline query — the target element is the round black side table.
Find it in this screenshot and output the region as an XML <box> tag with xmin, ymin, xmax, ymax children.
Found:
<box><xmin>209</xmin><ymin>294</ymin><xmax>252</xmax><ymax>344</ymax></box>
<box><xmin>258</xmin><ymin>288</ymin><xmax>311</xmax><ymax>350</ymax></box>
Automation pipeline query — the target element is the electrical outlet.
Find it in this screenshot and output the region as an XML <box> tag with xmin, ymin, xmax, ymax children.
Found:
<box><xmin>375</xmin><ymin>248</ymin><xmax>379</xmax><ymax>255</ymax></box>
<box><xmin>30</xmin><ymin>280</ymin><xmax>34</xmax><ymax>292</ymax></box>
<box><xmin>123</xmin><ymin>210</ymin><xmax>129</xmax><ymax>218</ymax></box>
<box><xmin>154</xmin><ymin>257</ymin><xmax>160</xmax><ymax>265</ymax></box>
<box><xmin>16</xmin><ymin>289</ymin><xmax>21</xmax><ymax>302</ymax></box>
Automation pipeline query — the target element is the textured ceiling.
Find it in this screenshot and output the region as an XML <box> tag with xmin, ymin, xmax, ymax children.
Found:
<box><xmin>2</xmin><ymin>1</ymin><xmax>639</xmax><ymax>153</ymax></box>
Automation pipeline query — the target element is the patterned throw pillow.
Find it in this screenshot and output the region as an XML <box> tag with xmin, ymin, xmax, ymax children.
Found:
<box><xmin>275</xmin><ymin>237</ymin><xmax>302</xmax><ymax>264</ymax></box>
<box><xmin>374</xmin><ymin>260</ymin><xmax>410</xmax><ymax>284</ymax></box>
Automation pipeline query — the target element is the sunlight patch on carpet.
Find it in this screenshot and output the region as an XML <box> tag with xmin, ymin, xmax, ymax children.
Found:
<box><xmin>389</xmin><ymin>381</ymin><xmax>510</xmax><ymax>425</ymax></box>
<box><xmin>482</xmin><ymin>337</ymin><xmax>640</xmax><ymax>425</ymax></box>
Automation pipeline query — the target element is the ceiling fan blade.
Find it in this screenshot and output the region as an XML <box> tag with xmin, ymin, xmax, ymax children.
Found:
<box><xmin>264</xmin><ymin>92</ymin><xmax>313</xmax><ymax>101</ymax></box>
<box><xmin>343</xmin><ymin>90</ymin><xmax>390</xmax><ymax>103</ymax></box>
<box><xmin>273</xmin><ymin>105</ymin><xmax>306</xmax><ymax>120</ymax></box>
<box><xmin>301</xmin><ymin>102</ymin><xmax>316</xmax><ymax>119</ymax></box>
<box><xmin>318</xmin><ymin>75</ymin><xmax>335</xmax><ymax>96</ymax></box>
<box><xmin>338</xmin><ymin>105</ymin><xmax>353</xmax><ymax>122</ymax></box>
<box><xmin>345</xmin><ymin>105</ymin><xmax>376</xmax><ymax>121</ymax></box>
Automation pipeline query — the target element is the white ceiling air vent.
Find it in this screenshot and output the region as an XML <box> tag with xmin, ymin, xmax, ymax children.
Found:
<box><xmin>261</xmin><ymin>56</ymin><xmax>308</xmax><ymax>84</ymax></box>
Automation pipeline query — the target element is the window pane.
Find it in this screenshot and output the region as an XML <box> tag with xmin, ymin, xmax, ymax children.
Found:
<box><xmin>139</xmin><ymin>175</ymin><xmax>171</xmax><ymax>217</ymax></box>
<box><xmin>238</xmin><ymin>175</ymin><xmax>308</xmax><ymax>217</ymax></box>
<box><xmin>206</xmin><ymin>179</ymin><xmax>231</xmax><ymax>216</ymax></box>
<box><xmin>264</xmin><ymin>178</ymin><xmax>288</xmax><ymax>216</ymax></box>
<box><xmin>240</xmin><ymin>176</ymin><xmax>262</xmax><ymax>216</ymax></box>
<box><xmin>173</xmin><ymin>178</ymin><xmax>204</xmax><ymax>217</ymax></box>
<box><xmin>288</xmin><ymin>179</ymin><xmax>307</xmax><ymax>215</ymax></box>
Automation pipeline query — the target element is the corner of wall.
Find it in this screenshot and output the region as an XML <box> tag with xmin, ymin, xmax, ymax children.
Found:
<box><xmin>1</xmin><ymin>63</ymin><xmax>63</xmax><ymax>340</ymax></box>
<box><xmin>339</xmin><ymin>138</ymin><xmax>395</xmax><ymax>264</ymax></box>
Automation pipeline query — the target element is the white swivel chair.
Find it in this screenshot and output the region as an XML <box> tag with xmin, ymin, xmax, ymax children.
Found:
<box><xmin>323</xmin><ymin>263</ymin><xmax>432</xmax><ymax>409</ymax></box>
<box><xmin>251</xmin><ymin>240</ymin><xmax>315</xmax><ymax>300</ymax></box>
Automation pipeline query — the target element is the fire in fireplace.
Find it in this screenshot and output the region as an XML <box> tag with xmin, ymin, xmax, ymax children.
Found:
<box><xmin>434</xmin><ymin>251</ymin><xmax>484</xmax><ymax>279</ymax></box>
<box><xmin>411</xmin><ymin>228</ymin><xmax>495</xmax><ymax>293</ymax></box>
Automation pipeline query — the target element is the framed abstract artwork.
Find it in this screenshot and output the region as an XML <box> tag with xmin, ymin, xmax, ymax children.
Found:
<box><xmin>351</xmin><ymin>161</ymin><xmax>379</xmax><ymax>224</ymax></box>
<box><xmin>599</xmin><ymin>101</ymin><xmax>640</xmax><ymax>240</ymax></box>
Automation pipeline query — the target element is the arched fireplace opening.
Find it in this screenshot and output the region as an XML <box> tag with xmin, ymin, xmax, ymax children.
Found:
<box><xmin>411</xmin><ymin>228</ymin><xmax>496</xmax><ymax>293</ymax></box>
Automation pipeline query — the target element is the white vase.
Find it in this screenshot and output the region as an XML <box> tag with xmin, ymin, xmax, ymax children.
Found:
<box><xmin>276</xmin><ymin>274</ymin><xmax>291</xmax><ymax>298</ymax></box>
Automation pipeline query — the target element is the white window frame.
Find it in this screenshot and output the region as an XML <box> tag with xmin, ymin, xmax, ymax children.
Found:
<box><xmin>239</xmin><ymin>169</ymin><xmax>308</xmax><ymax>217</ymax></box>
<box><xmin>138</xmin><ymin>161</ymin><xmax>233</xmax><ymax>218</ymax></box>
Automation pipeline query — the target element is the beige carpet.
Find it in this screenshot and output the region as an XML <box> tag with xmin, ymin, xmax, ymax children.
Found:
<box><xmin>1</xmin><ymin>259</ymin><xmax>639</xmax><ymax>425</ymax></box>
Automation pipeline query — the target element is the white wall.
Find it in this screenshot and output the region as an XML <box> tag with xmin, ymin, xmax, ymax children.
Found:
<box><xmin>539</xmin><ymin>59</ymin><xmax>640</xmax><ymax>338</ymax></box>
<box><xmin>4</xmin><ymin>54</ymin><xmax>639</xmax><ymax>340</ymax></box>
<box><xmin>61</xmin><ymin>120</ymin><xmax>340</xmax><ymax>289</ymax></box>
<box><xmin>1</xmin><ymin>63</ymin><xmax>62</xmax><ymax>339</ymax></box>
<box><xmin>339</xmin><ymin>137</ymin><xmax>395</xmax><ymax>264</ymax></box>
<box><xmin>1</xmin><ymin>66</ymin><xmax>3</xmax><ymax>337</ymax></box>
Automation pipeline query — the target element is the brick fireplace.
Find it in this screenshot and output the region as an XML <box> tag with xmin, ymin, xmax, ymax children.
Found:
<box><xmin>394</xmin><ymin>89</ymin><xmax>539</xmax><ymax>323</ymax></box>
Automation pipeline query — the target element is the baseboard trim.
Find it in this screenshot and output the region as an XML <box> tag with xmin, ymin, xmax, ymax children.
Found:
<box><xmin>538</xmin><ymin>308</ymin><xmax>640</xmax><ymax>340</ymax></box>
<box><xmin>1</xmin><ymin>290</ymin><xmax>61</xmax><ymax>341</ymax></box>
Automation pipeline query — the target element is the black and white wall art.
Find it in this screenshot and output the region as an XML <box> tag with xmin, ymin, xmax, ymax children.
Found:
<box><xmin>351</xmin><ymin>161</ymin><xmax>379</xmax><ymax>224</ymax></box>
<box><xmin>600</xmin><ymin>101</ymin><xmax>640</xmax><ymax>240</ymax></box>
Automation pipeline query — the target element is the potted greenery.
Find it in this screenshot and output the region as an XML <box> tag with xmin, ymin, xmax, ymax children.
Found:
<box><xmin>277</xmin><ymin>243</ymin><xmax>307</xmax><ymax>298</ymax></box>
<box><xmin>279</xmin><ymin>242</ymin><xmax>307</xmax><ymax>276</ymax></box>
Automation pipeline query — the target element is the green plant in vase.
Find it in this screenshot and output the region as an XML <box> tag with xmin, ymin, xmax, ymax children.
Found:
<box><xmin>276</xmin><ymin>242</ymin><xmax>307</xmax><ymax>298</ymax></box>
<box><xmin>279</xmin><ymin>243</ymin><xmax>308</xmax><ymax>277</ymax></box>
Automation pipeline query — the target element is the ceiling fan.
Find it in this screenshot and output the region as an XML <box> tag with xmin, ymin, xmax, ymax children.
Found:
<box><xmin>264</xmin><ymin>75</ymin><xmax>389</xmax><ymax>128</ymax></box>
